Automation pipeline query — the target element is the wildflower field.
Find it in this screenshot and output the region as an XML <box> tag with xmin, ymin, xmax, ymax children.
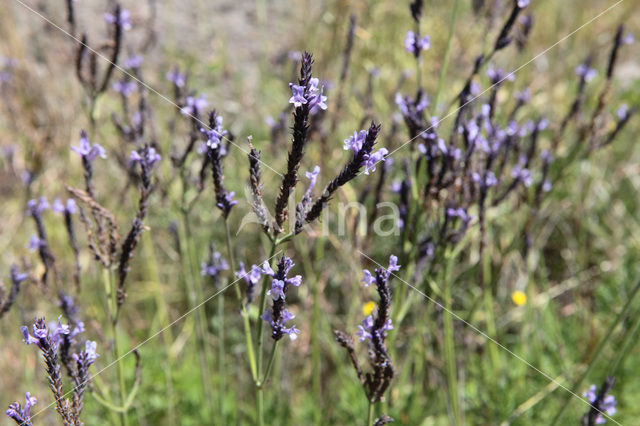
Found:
<box><xmin>1</xmin><ymin>0</ymin><xmax>640</xmax><ymax>424</ymax></box>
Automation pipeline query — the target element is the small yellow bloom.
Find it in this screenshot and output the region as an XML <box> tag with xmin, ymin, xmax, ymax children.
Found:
<box><xmin>363</xmin><ymin>301</ymin><xmax>376</xmax><ymax>316</ymax></box>
<box><xmin>511</xmin><ymin>290</ymin><xmax>527</xmax><ymax>306</ymax></box>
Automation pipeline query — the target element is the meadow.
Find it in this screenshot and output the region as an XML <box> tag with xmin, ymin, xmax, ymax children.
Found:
<box><xmin>1</xmin><ymin>0</ymin><xmax>639</xmax><ymax>425</ymax></box>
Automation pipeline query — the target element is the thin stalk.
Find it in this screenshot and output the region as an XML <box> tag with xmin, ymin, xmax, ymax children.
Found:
<box><xmin>442</xmin><ymin>249</ymin><xmax>461</xmax><ymax>426</ymax></box>
<box><xmin>142</xmin><ymin>232</ymin><xmax>176</xmax><ymax>425</ymax></box>
<box><xmin>607</xmin><ymin>306</ymin><xmax>640</xmax><ymax>376</ymax></box>
<box><xmin>433</xmin><ymin>0</ymin><xmax>461</xmax><ymax>111</ymax></box>
<box><xmin>180</xmin><ymin>210</ymin><xmax>214</xmax><ymax>415</ymax></box>
<box><xmin>224</xmin><ymin>218</ymin><xmax>257</xmax><ymax>380</ymax></box>
<box><xmin>217</xmin><ymin>291</ymin><xmax>226</xmax><ymax>419</ymax></box>
<box><xmin>255</xmin><ymin>239</ymin><xmax>278</xmax><ymax>426</ymax></box>
<box><xmin>261</xmin><ymin>340</ymin><xmax>279</xmax><ymax>387</ymax></box>
<box><xmin>481</xmin><ymin>242</ymin><xmax>500</xmax><ymax>372</ymax></box>
<box><xmin>550</xmin><ymin>279</ymin><xmax>640</xmax><ymax>425</ymax></box>
<box><xmin>367</xmin><ymin>400</ymin><xmax>374</xmax><ymax>426</ymax></box>
<box><xmin>103</xmin><ymin>268</ymin><xmax>128</xmax><ymax>426</ymax></box>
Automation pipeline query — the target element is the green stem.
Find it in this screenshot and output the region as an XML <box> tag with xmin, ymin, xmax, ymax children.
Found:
<box><xmin>180</xmin><ymin>210</ymin><xmax>214</xmax><ymax>415</ymax></box>
<box><xmin>481</xmin><ymin>241</ymin><xmax>500</xmax><ymax>372</ymax></box>
<box><xmin>255</xmin><ymin>239</ymin><xmax>278</xmax><ymax>426</ymax></box>
<box><xmin>607</xmin><ymin>306</ymin><xmax>640</xmax><ymax>376</ymax></box>
<box><xmin>103</xmin><ymin>268</ymin><xmax>128</xmax><ymax>426</ymax></box>
<box><xmin>367</xmin><ymin>400</ymin><xmax>374</xmax><ymax>426</ymax></box>
<box><xmin>142</xmin><ymin>232</ymin><xmax>176</xmax><ymax>425</ymax></box>
<box><xmin>260</xmin><ymin>340</ymin><xmax>279</xmax><ymax>387</ymax></box>
<box><xmin>442</xmin><ymin>250</ymin><xmax>461</xmax><ymax>426</ymax></box>
<box><xmin>433</xmin><ymin>0</ymin><xmax>461</xmax><ymax>111</ymax></box>
<box><xmin>549</xmin><ymin>279</ymin><xmax>640</xmax><ymax>425</ymax></box>
<box><xmin>224</xmin><ymin>218</ymin><xmax>257</xmax><ymax>380</ymax></box>
<box><xmin>217</xmin><ymin>290</ymin><xmax>226</xmax><ymax>419</ymax></box>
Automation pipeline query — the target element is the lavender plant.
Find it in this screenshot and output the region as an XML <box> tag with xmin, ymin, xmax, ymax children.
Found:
<box><xmin>7</xmin><ymin>317</ymin><xmax>98</xmax><ymax>426</ymax></box>
<box><xmin>335</xmin><ymin>255</ymin><xmax>400</xmax><ymax>425</ymax></box>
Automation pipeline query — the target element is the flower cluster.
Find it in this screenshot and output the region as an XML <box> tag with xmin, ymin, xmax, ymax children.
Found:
<box><xmin>180</xmin><ymin>94</ymin><xmax>208</xmax><ymax>117</ymax></box>
<box><xmin>295</xmin><ymin>122</ymin><xmax>385</xmax><ymax>234</ymax></box>
<box><xmin>5</xmin><ymin>392</ymin><xmax>37</xmax><ymax>426</ymax></box>
<box><xmin>203</xmin><ymin>111</ymin><xmax>236</xmax><ymax>217</ymax></box>
<box><xmin>335</xmin><ymin>254</ymin><xmax>400</xmax><ymax>408</ymax></box>
<box><xmin>288</xmin><ymin>77</ymin><xmax>327</xmax><ymax>114</ymax></box>
<box><xmin>343</xmin><ymin>130</ymin><xmax>389</xmax><ymax>175</ymax></box>
<box><xmin>52</xmin><ymin>198</ymin><xmax>77</xmax><ymax>215</ymax></box>
<box><xmin>104</xmin><ymin>8</ymin><xmax>131</xmax><ymax>31</ymax></box>
<box><xmin>582</xmin><ymin>378</ymin><xmax>617</xmax><ymax>425</ymax></box>
<box><xmin>201</xmin><ymin>248</ymin><xmax>229</xmax><ymax>279</ymax></box>
<box><xmin>235</xmin><ymin>262</ymin><xmax>262</xmax><ymax>303</ymax></box>
<box><xmin>71</xmin><ymin>131</ymin><xmax>106</xmax><ymax>164</ymax></box>
<box><xmin>261</xmin><ymin>256</ymin><xmax>302</xmax><ymax>341</ymax></box>
<box><xmin>404</xmin><ymin>30</ymin><xmax>430</xmax><ymax>57</ymax></box>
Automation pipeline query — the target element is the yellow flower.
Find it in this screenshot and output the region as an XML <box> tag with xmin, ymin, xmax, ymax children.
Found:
<box><xmin>362</xmin><ymin>301</ymin><xmax>376</xmax><ymax>316</ymax></box>
<box><xmin>511</xmin><ymin>290</ymin><xmax>527</xmax><ymax>306</ymax></box>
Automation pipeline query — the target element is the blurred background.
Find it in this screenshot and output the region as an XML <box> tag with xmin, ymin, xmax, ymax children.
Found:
<box><xmin>1</xmin><ymin>0</ymin><xmax>640</xmax><ymax>424</ymax></box>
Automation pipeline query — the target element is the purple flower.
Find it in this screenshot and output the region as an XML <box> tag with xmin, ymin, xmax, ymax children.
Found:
<box><xmin>200</xmin><ymin>252</ymin><xmax>229</xmax><ymax>278</ymax></box>
<box><xmin>363</xmin><ymin>148</ymin><xmax>389</xmax><ymax>175</ymax></box>
<box><xmin>27</xmin><ymin>234</ymin><xmax>42</xmax><ymax>252</ymax></box>
<box><xmin>362</xmin><ymin>255</ymin><xmax>401</xmax><ymax>287</ymax></box>
<box><xmin>112</xmin><ymin>79</ymin><xmax>137</xmax><ymax>97</ymax></box>
<box><xmin>447</xmin><ymin>207</ymin><xmax>470</xmax><ymax>222</ymax></box>
<box><xmin>487</xmin><ymin>65</ymin><xmax>515</xmax><ymax>84</ymax></box>
<box><xmin>216</xmin><ymin>191</ymin><xmax>238</xmax><ymax>212</ymax></box>
<box><xmin>517</xmin><ymin>0</ymin><xmax>530</xmax><ymax>8</ymax></box>
<box><xmin>53</xmin><ymin>198</ymin><xmax>77</xmax><ymax>215</ymax></box>
<box><xmin>10</xmin><ymin>265</ymin><xmax>27</xmax><ymax>284</ymax></box>
<box><xmin>344</xmin><ymin>130</ymin><xmax>368</xmax><ymax>154</ymax></box>
<box><xmin>236</xmin><ymin>262</ymin><xmax>262</xmax><ymax>286</ymax></box>
<box><xmin>261</xmin><ymin>309</ymin><xmax>300</xmax><ymax>341</ymax></box>
<box><xmin>405</xmin><ymin>31</ymin><xmax>430</xmax><ymax>56</ymax></box>
<box><xmin>262</xmin><ymin>256</ymin><xmax>303</xmax><ymax>341</ymax></box>
<box><xmin>617</xmin><ymin>104</ymin><xmax>629</xmax><ymax>121</ymax></box>
<box><xmin>181</xmin><ymin>94</ymin><xmax>208</xmax><ymax>116</ymax></box>
<box><xmin>307</xmin><ymin>78</ymin><xmax>328</xmax><ymax>113</ymax></box>
<box><xmin>21</xmin><ymin>320</ymin><xmax>53</xmax><ymax>348</ymax></box>
<box><xmin>71</xmin><ymin>131</ymin><xmax>106</xmax><ymax>162</ymax></box>
<box><xmin>583</xmin><ymin>384</ymin><xmax>617</xmax><ymax>424</ymax></box>
<box><xmin>166</xmin><ymin>68</ymin><xmax>186</xmax><ymax>88</ymax></box>
<box><xmin>388</xmin><ymin>255</ymin><xmax>401</xmax><ymax>273</ymax></box>
<box><xmin>27</xmin><ymin>197</ymin><xmax>50</xmax><ymax>216</ymax></box>
<box><xmin>575</xmin><ymin>64</ymin><xmax>597</xmax><ymax>82</ymax></box>
<box><xmin>268</xmin><ymin>279</ymin><xmax>286</xmax><ymax>300</ymax></box>
<box><xmin>542</xmin><ymin>180</ymin><xmax>552</xmax><ymax>192</ymax></box>
<box><xmin>235</xmin><ymin>262</ymin><xmax>262</xmax><ymax>302</ymax></box>
<box><xmin>201</xmin><ymin>115</ymin><xmax>228</xmax><ymax>149</ymax></box>
<box><xmin>5</xmin><ymin>392</ymin><xmax>37</xmax><ymax>425</ymax></box>
<box><xmin>622</xmin><ymin>32</ymin><xmax>634</xmax><ymax>45</ymax></box>
<box><xmin>122</xmin><ymin>55</ymin><xmax>143</xmax><ymax>69</ymax></box>
<box><xmin>105</xmin><ymin>8</ymin><xmax>131</xmax><ymax>30</ymax></box>
<box><xmin>129</xmin><ymin>146</ymin><xmax>161</xmax><ymax>168</ymax></box>
<box><xmin>515</xmin><ymin>88</ymin><xmax>531</xmax><ymax>103</ymax></box>
<box><xmin>357</xmin><ymin>315</ymin><xmax>393</xmax><ymax>342</ymax></box>
<box><xmin>511</xmin><ymin>164</ymin><xmax>533</xmax><ymax>187</ymax></box>
<box><xmin>73</xmin><ymin>340</ymin><xmax>99</xmax><ymax>365</ymax></box>
<box><xmin>47</xmin><ymin>316</ymin><xmax>71</xmax><ymax>345</ymax></box>
<box><xmin>472</xmin><ymin>171</ymin><xmax>498</xmax><ymax>187</ymax></box>
<box><xmin>361</xmin><ymin>269</ymin><xmax>375</xmax><ymax>287</ymax></box>
<box><xmin>304</xmin><ymin>166</ymin><xmax>321</xmax><ymax>198</ymax></box>
<box><xmin>288</xmin><ymin>84</ymin><xmax>307</xmax><ymax>107</ymax></box>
